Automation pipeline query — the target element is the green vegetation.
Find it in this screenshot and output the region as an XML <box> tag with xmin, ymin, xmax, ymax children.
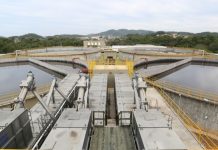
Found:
<box><xmin>1</xmin><ymin>31</ymin><xmax>218</xmax><ymax>54</ymax></box>
<box><xmin>0</xmin><ymin>33</ymin><xmax>83</xmax><ymax>53</ymax></box>
<box><xmin>107</xmin><ymin>33</ymin><xmax>218</xmax><ymax>53</ymax></box>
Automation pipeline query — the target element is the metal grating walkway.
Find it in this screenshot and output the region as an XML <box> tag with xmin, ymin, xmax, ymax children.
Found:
<box><xmin>89</xmin><ymin>127</ymin><xmax>136</xmax><ymax>150</ymax></box>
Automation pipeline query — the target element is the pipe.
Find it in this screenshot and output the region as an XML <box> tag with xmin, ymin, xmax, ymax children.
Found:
<box><xmin>132</xmin><ymin>73</ymin><xmax>148</xmax><ymax>111</ymax></box>
<box><xmin>14</xmin><ymin>71</ymin><xmax>34</xmax><ymax>109</ymax></box>
<box><xmin>76</xmin><ymin>75</ymin><xmax>87</xmax><ymax>110</ymax></box>
<box><xmin>133</xmin><ymin>79</ymin><xmax>141</xmax><ymax>109</ymax></box>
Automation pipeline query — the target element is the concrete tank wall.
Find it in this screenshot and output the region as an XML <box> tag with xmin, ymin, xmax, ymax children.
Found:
<box><xmin>118</xmin><ymin>52</ymin><xmax>134</xmax><ymax>60</ymax></box>
<box><xmin>165</xmin><ymin>91</ymin><xmax>218</xmax><ymax>134</ymax></box>
<box><xmin>87</xmin><ymin>52</ymin><xmax>101</xmax><ymax>60</ymax></box>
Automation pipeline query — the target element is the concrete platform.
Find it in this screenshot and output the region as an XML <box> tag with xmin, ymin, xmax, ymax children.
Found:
<box><xmin>40</xmin><ymin>109</ymin><xmax>92</xmax><ymax>150</ymax></box>
<box><xmin>146</xmin><ymin>87</ymin><xmax>203</xmax><ymax>150</ymax></box>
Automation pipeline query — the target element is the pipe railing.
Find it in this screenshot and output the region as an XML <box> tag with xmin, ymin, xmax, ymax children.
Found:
<box><xmin>147</xmin><ymin>78</ymin><xmax>218</xmax><ymax>104</ymax></box>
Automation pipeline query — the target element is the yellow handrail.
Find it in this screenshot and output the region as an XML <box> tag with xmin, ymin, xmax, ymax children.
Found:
<box><xmin>145</xmin><ymin>78</ymin><xmax>218</xmax><ymax>149</ymax></box>
<box><xmin>147</xmin><ymin>78</ymin><xmax>218</xmax><ymax>104</ymax></box>
<box><xmin>88</xmin><ymin>61</ymin><xmax>96</xmax><ymax>78</ymax></box>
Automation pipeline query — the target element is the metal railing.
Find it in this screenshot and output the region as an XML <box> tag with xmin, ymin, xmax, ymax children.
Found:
<box><xmin>88</xmin><ymin>59</ymin><xmax>134</xmax><ymax>77</ymax></box>
<box><xmin>88</xmin><ymin>61</ymin><xmax>96</xmax><ymax>78</ymax></box>
<box><xmin>92</xmin><ymin>111</ymin><xmax>106</xmax><ymax>127</ymax></box>
<box><xmin>146</xmin><ymin>78</ymin><xmax>218</xmax><ymax>104</ymax></box>
<box><xmin>0</xmin><ymin>54</ymin><xmax>16</xmax><ymax>59</ymax></box>
<box><xmin>118</xmin><ymin>111</ymin><xmax>132</xmax><ymax>126</ymax></box>
<box><xmin>146</xmin><ymin>78</ymin><xmax>218</xmax><ymax>149</ymax></box>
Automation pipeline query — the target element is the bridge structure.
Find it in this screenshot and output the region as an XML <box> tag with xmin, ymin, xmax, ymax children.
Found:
<box><xmin>136</xmin><ymin>57</ymin><xmax>192</xmax><ymax>78</ymax></box>
<box><xmin>0</xmin><ymin>48</ymin><xmax>218</xmax><ymax>150</ymax></box>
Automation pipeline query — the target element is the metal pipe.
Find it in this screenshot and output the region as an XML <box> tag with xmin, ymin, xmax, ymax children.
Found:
<box><xmin>32</xmin><ymin>91</ymin><xmax>55</xmax><ymax>120</ymax></box>
<box><xmin>55</xmin><ymin>87</ymin><xmax>70</xmax><ymax>102</ymax></box>
<box><xmin>75</xmin><ymin>75</ymin><xmax>87</xmax><ymax>110</ymax></box>
<box><xmin>14</xmin><ymin>71</ymin><xmax>35</xmax><ymax>109</ymax></box>
<box><xmin>31</xmin><ymin>76</ymin><xmax>80</xmax><ymax>149</ymax></box>
<box><xmin>45</xmin><ymin>78</ymin><xmax>56</xmax><ymax>106</ymax></box>
<box><xmin>132</xmin><ymin>73</ymin><xmax>148</xmax><ymax>111</ymax></box>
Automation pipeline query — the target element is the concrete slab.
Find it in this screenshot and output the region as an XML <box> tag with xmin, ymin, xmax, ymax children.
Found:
<box><xmin>40</xmin><ymin>109</ymin><xmax>92</xmax><ymax>150</ymax></box>
<box><xmin>146</xmin><ymin>87</ymin><xmax>203</xmax><ymax>150</ymax></box>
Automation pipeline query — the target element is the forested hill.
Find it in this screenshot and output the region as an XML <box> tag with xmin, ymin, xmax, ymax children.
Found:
<box><xmin>0</xmin><ymin>33</ymin><xmax>83</xmax><ymax>53</ymax></box>
<box><xmin>1</xmin><ymin>30</ymin><xmax>218</xmax><ymax>53</ymax></box>
<box><xmin>90</xmin><ymin>29</ymin><xmax>154</xmax><ymax>37</ymax></box>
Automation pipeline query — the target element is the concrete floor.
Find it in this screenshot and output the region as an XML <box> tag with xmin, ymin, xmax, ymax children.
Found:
<box><xmin>146</xmin><ymin>87</ymin><xmax>203</xmax><ymax>150</ymax></box>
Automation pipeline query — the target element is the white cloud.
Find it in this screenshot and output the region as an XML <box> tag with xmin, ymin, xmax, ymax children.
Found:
<box><xmin>0</xmin><ymin>0</ymin><xmax>218</xmax><ymax>36</ymax></box>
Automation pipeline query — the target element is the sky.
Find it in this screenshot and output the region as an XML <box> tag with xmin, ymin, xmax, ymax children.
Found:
<box><xmin>0</xmin><ymin>0</ymin><xmax>218</xmax><ymax>36</ymax></box>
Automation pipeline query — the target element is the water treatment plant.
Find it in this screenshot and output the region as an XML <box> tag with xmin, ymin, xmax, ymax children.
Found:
<box><xmin>0</xmin><ymin>45</ymin><xmax>218</xmax><ymax>150</ymax></box>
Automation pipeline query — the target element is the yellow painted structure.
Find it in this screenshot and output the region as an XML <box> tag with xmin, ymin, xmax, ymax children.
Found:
<box><xmin>88</xmin><ymin>59</ymin><xmax>134</xmax><ymax>77</ymax></box>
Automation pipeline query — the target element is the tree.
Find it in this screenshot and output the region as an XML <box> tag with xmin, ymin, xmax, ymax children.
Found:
<box><xmin>208</xmin><ymin>42</ymin><xmax>218</xmax><ymax>53</ymax></box>
<box><xmin>194</xmin><ymin>44</ymin><xmax>208</xmax><ymax>50</ymax></box>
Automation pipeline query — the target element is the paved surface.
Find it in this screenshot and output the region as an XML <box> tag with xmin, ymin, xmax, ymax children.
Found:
<box><xmin>146</xmin><ymin>87</ymin><xmax>203</xmax><ymax>150</ymax></box>
<box><xmin>90</xmin><ymin>127</ymin><xmax>136</xmax><ymax>150</ymax></box>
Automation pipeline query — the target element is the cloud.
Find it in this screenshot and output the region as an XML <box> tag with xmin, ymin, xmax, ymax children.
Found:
<box><xmin>0</xmin><ymin>0</ymin><xmax>218</xmax><ymax>36</ymax></box>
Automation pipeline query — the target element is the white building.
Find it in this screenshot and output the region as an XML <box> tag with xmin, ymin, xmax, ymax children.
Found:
<box><xmin>83</xmin><ymin>40</ymin><xmax>106</xmax><ymax>48</ymax></box>
<box><xmin>112</xmin><ymin>44</ymin><xmax>167</xmax><ymax>52</ymax></box>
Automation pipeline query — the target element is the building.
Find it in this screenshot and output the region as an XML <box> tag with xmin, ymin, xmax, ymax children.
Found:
<box><xmin>83</xmin><ymin>40</ymin><xmax>106</xmax><ymax>48</ymax></box>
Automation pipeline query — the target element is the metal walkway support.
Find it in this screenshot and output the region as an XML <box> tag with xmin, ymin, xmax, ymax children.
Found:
<box><xmin>0</xmin><ymin>70</ymin><xmax>83</xmax><ymax>149</ymax></box>
<box><xmin>29</xmin><ymin>73</ymin><xmax>81</xmax><ymax>149</ymax></box>
<box><xmin>13</xmin><ymin>72</ymin><xmax>89</xmax><ymax>119</ymax></box>
<box><xmin>13</xmin><ymin>71</ymin><xmax>35</xmax><ymax>109</ymax></box>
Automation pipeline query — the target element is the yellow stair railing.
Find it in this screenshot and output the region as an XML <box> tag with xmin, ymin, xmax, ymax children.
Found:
<box><xmin>88</xmin><ymin>61</ymin><xmax>96</xmax><ymax>78</ymax></box>
<box><xmin>126</xmin><ymin>60</ymin><xmax>134</xmax><ymax>77</ymax></box>
<box><xmin>88</xmin><ymin>58</ymin><xmax>134</xmax><ymax>77</ymax></box>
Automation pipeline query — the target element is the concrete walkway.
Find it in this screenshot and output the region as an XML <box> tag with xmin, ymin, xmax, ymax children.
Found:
<box><xmin>139</xmin><ymin>58</ymin><xmax>192</xmax><ymax>78</ymax></box>
<box><xmin>146</xmin><ymin>87</ymin><xmax>203</xmax><ymax>150</ymax></box>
